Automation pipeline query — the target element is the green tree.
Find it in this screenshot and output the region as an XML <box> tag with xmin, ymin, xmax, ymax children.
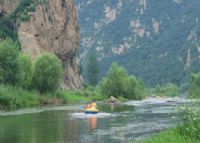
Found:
<box><xmin>189</xmin><ymin>73</ymin><xmax>200</xmax><ymax>98</ymax></box>
<box><xmin>164</xmin><ymin>83</ymin><xmax>180</xmax><ymax>97</ymax></box>
<box><xmin>100</xmin><ymin>63</ymin><xmax>143</xmax><ymax>99</ymax></box>
<box><xmin>17</xmin><ymin>54</ymin><xmax>33</xmax><ymax>89</ymax></box>
<box><xmin>0</xmin><ymin>38</ymin><xmax>20</xmax><ymax>85</ymax></box>
<box><xmin>125</xmin><ymin>76</ymin><xmax>144</xmax><ymax>100</ymax></box>
<box><xmin>33</xmin><ymin>53</ymin><xmax>63</xmax><ymax>93</ymax></box>
<box><xmin>87</xmin><ymin>52</ymin><xmax>99</xmax><ymax>86</ymax></box>
<box><xmin>100</xmin><ymin>63</ymin><xmax>127</xmax><ymax>98</ymax></box>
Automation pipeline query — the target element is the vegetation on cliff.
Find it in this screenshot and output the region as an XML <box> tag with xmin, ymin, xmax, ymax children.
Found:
<box><xmin>0</xmin><ymin>17</ymin><xmax>17</xmax><ymax>40</ymax></box>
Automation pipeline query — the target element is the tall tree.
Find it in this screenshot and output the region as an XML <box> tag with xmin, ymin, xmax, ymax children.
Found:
<box><xmin>87</xmin><ymin>52</ymin><xmax>99</xmax><ymax>86</ymax></box>
<box><xmin>0</xmin><ymin>38</ymin><xmax>20</xmax><ymax>86</ymax></box>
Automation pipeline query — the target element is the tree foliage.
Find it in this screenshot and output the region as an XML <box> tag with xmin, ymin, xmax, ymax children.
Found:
<box><xmin>99</xmin><ymin>63</ymin><xmax>143</xmax><ymax>99</ymax></box>
<box><xmin>17</xmin><ymin>54</ymin><xmax>33</xmax><ymax>89</ymax></box>
<box><xmin>87</xmin><ymin>52</ymin><xmax>99</xmax><ymax>86</ymax></box>
<box><xmin>153</xmin><ymin>83</ymin><xmax>180</xmax><ymax>97</ymax></box>
<box><xmin>0</xmin><ymin>38</ymin><xmax>20</xmax><ymax>85</ymax></box>
<box><xmin>189</xmin><ymin>73</ymin><xmax>200</xmax><ymax>98</ymax></box>
<box><xmin>33</xmin><ymin>53</ymin><xmax>63</xmax><ymax>93</ymax></box>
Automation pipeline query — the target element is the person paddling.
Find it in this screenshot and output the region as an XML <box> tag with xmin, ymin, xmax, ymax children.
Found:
<box><xmin>84</xmin><ymin>101</ymin><xmax>98</xmax><ymax>114</ymax></box>
<box><xmin>91</xmin><ymin>101</ymin><xmax>97</xmax><ymax>108</ymax></box>
<box><xmin>85</xmin><ymin>101</ymin><xmax>97</xmax><ymax>109</ymax></box>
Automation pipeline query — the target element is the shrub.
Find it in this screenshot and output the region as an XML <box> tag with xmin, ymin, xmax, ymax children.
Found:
<box><xmin>33</xmin><ymin>53</ymin><xmax>63</xmax><ymax>93</ymax></box>
<box><xmin>189</xmin><ymin>73</ymin><xmax>200</xmax><ymax>98</ymax></box>
<box><xmin>12</xmin><ymin>0</ymin><xmax>35</xmax><ymax>21</ymax></box>
<box><xmin>178</xmin><ymin>106</ymin><xmax>200</xmax><ymax>139</ymax></box>
<box><xmin>165</xmin><ymin>83</ymin><xmax>180</xmax><ymax>97</ymax></box>
<box><xmin>152</xmin><ymin>83</ymin><xmax>180</xmax><ymax>97</ymax></box>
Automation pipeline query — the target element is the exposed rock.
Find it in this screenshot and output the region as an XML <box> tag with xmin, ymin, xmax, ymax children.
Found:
<box><xmin>106</xmin><ymin>96</ymin><xmax>119</xmax><ymax>103</ymax></box>
<box><xmin>0</xmin><ymin>0</ymin><xmax>20</xmax><ymax>16</ymax></box>
<box><xmin>0</xmin><ymin>0</ymin><xmax>83</xmax><ymax>89</ymax></box>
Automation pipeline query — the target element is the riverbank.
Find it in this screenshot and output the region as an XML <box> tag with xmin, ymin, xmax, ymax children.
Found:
<box><xmin>132</xmin><ymin>99</ymin><xmax>200</xmax><ymax>143</ymax></box>
<box><xmin>134</xmin><ymin>128</ymin><xmax>200</xmax><ymax>143</ymax></box>
<box><xmin>0</xmin><ymin>85</ymin><xmax>105</xmax><ymax>110</ymax></box>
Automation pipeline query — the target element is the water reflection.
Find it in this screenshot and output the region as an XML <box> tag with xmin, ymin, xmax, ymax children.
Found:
<box><xmin>0</xmin><ymin>100</ymin><xmax>188</xmax><ymax>143</ymax></box>
<box><xmin>87</xmin><ymin>116</ymin><xmax>97</xmax><ymax>130</ymax></box>
<box><xmin>98</xmin><ymin>103</ymin><xmax>134</xmax><ymax>113</ymax></box>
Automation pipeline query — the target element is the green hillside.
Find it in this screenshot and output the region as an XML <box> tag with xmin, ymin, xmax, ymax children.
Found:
<box><xmin>74</xmin><ymin>0</ymin><xmax>200</xmax><ymax>86</ymax></box>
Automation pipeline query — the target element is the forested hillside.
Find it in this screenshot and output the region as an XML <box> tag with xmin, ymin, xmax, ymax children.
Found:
<box><xmin>74</xmin><ymin>0</ymin><xmax>200</xmax><ymax>86</ymax></box>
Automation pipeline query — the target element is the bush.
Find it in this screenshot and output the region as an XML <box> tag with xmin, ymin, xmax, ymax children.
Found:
<box><xmin>99</xmin><ymin>63</ymin><xmax>143</xmax><ymax>100</ymax></box>
<box><xmin>189</xmin><ymin>73</ymin><xmax>200</xmax><ymax>98</ymax></box>
<box><xmin>165</xmin><ymin>83</ymin><xmax>180</xmax><ymax>97</ymax></box>
<box><xmin>12</xmin><ymin>0</ymin><xmax>35</xmax><ymax>21</ymax></box>
<box><xmin>151</xmin><ymin>83</ymin><xmax>180</xmax><ymax>97</ymax></box>
<box><xmin>33</xmin><ymin>53</ymin><xmax>63</xmax><ymax>93</ymax></box>
<box><xmin>0</xmin><ymin>38</ymin><xmax>21</xmax><ymax>86</ymax></box>
<box><xmin>178</xmin><ymin>106</ymin><xmax>200</xmax><ymax>139</ymax></box>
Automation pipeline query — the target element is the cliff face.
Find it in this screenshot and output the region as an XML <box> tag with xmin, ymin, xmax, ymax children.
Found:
<box><xmin>0</xmin><ymin>0</ymin><xmax>83</xmax><ymax>89</ymax></box>
<box><xmin>0</xmin><ymin>0</ymin><xmax>20</xmax><ymax>15</ymax></box>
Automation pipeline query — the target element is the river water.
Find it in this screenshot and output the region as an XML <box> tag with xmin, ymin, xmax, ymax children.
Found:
<box><xmin>0</xmin><ymin>98</ymin><xmax>193</xmax><ymax>143</ymax></box>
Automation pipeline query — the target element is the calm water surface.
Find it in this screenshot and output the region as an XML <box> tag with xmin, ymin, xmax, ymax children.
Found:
<box><xmin>0</xmin><ymin>98</ymin><xmax>193</xmax><ymax>143</ymax></box>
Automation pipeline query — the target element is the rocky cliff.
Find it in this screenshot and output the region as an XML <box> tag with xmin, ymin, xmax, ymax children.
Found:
<box><xmin>0</xmin><ymin>0</ymin><xmax>20</xmax><ymax>15</ymax></box>
<box><xmin>0</xmin><ymin>0</ymin><xmax>83</xmax><ymax>89</ymax></box>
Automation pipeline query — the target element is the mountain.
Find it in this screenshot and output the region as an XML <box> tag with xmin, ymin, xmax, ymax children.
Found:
<box><xmin>0</xmin><ymin>0</ymin><xmax>82</xmax><ymax>89</ymax></box>
<box><xmin>74</xmin><ymin>0</ymin><xmax>200</xmax><ymax>86</ymax></box>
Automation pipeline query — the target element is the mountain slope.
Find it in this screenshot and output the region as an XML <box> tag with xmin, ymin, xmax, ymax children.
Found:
<box><xmin>74</xmin><ymin>0</ymin><xmax>200</xmax><ymax>86</ymax></box>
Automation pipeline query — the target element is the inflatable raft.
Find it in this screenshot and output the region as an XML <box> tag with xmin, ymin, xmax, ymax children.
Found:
<box><xmin>84</xmin><ymin>107</ymin><xmax>98</xmax><ymax>114</ymax></box>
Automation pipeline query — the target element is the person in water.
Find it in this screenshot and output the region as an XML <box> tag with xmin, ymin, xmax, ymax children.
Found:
<box><xmin>91</xmin><ymin>101</ymin><xmax>97</xmax><ymax>108</ymax></box>
<box><xmin>85</xmin><ymin>101</ymin><xmax>97</xmax><ymax>109</ymax></box>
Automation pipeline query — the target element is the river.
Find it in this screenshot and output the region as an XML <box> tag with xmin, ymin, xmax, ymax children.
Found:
<box><xmin>0</xmin><ymin>98</ymin><xmax>193</xmax><ymax>143</ymax></box>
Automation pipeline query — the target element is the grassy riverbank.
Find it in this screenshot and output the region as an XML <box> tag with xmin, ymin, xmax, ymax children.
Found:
<box><xmin>134</xmin><ymin>103</ymin><xmax>200</xmax><ymax>143</ymax></box>
<box><xmin>133</xmin><ymin>128</ymin><xmax>200</xmax><ymax>143</ymax></box>
<box><xmin>0</xmin><ymin>85</ymin><xmax>104</xmax><ymax>110</ymax></box>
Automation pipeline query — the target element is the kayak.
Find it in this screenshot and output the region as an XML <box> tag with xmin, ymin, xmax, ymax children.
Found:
<box><xmin>84</xmin><ymin>107</ymin><xmax>98</xmax><ymax>114</ymax></box>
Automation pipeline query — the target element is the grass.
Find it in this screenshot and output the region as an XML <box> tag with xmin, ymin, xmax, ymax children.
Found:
<box><xmin>57</xmin><ymin>90</ymin><xmax>89</xmax><ymax>103</ymax></box>
<box><xmin>57</xmin><ymin>89</ymin><xmax>105</xmax><ymax>103</ymax></box>
<box><xmin>0</xmin><ymin>85</ymin><xmax>39</xmax><ymax>110</ymax></box>
<box><xmin>0</xmin><ymin>85</ymin><xmax>106</xmax><ymax>110</ymax></box>
<box><xmin>133</xmin><ymin>128</ymin><xmax>200</xmax><ymax>143</ymax></box>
